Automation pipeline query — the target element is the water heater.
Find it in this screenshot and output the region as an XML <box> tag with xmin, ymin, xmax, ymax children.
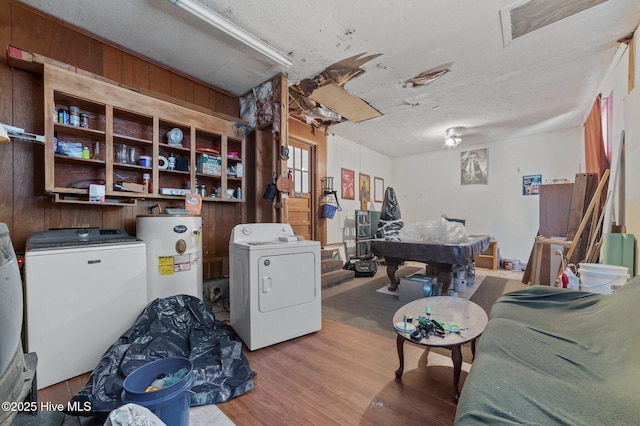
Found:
<box><xmin>136</xmin><ymin>215</ymin><xmax>203</xmax><ymax>301</ymax></box>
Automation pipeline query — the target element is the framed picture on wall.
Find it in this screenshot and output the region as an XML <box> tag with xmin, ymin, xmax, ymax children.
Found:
<box><xmin>374</xmin><ymin>177</ymin><xmax>384</xmax><ymax>202</ymax></box>
<box><xmin>359</xmin><ymin>173</ymin><xmax>370</xmax><ymax>201</ymax></box>
<box><xmin>341</xmin><ymin>168</ymin><xmax>355</xmax><ymax>199</ymax></box>
<box><xmin>461</xmin><ymin>148</ymin><xmax>489</xmax><ymax>185</ymax></box>
<box><xmin>522</xmin><ymin>174</ymin><xmax>542</xmax><ymax>195</ymax></box>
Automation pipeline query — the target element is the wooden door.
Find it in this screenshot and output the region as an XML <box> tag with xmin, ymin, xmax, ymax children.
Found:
<box><xmin>287</xmin><ymin>139</ymin><xmax>314</xmax><ymax>240</ymax></box>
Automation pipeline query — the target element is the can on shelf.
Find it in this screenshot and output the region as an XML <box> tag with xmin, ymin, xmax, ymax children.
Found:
<box><xmin>80</xmin><ymin>113</ymin><xmax>89</xmax><ymax>128</ymax></box>
<box><xmin>58</xmin><ymin>108</ymin><xmax>69</xmax><ymax>125</ymax></box>
<box><xmin>69</xmin><ymin>106</ymin><xmax>80</xmax><ymax>126</ymax></box>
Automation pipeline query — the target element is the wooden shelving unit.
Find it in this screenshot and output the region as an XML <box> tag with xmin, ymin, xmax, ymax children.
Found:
<box><xmin>476</xmin><ymin>240</ymin><xmax>498</xmax><ymax>270</ymax></box>
<box><xmin>43</xmin><ymin>64</ymin><xmax>245</xmax><ymax>205</ymax></box>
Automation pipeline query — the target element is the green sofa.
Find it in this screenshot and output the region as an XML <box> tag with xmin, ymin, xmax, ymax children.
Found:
<box><xmin>455</xmin><ymin>277</ymin><xmax>640</xmax><ymax>425</ymax></box>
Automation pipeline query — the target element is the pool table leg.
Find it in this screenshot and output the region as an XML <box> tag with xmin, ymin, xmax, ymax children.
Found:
<box><xmin>386</xmin><ymin>263</ymin><xmax>400</xmax><ymax>290</ymax></box>
<box><xmin>395</xmin><ymin>334</ymin><xmax>405</xmax><ymax>379</ymax></box>
<box><xmin>438</xmin><ymin>270</ymin><xmax>453</xmax><ymax>295</ymax></box>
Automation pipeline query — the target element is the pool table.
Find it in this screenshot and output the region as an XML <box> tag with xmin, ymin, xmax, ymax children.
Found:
<box><xmin>370</xmin><ymin>235</ymin><xmax>491</xmax><ymax>294</ymax></box>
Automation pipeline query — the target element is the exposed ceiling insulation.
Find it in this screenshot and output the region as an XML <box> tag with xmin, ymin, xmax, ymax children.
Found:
<box><xmin>289</xmin><ymin>52</ymin><xmax>382</xmax><ymax>127</ymax></box>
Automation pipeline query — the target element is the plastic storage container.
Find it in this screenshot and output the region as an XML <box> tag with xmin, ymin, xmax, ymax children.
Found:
<box><xmin>122</xmin><ymin>357</ymin><xmax>194</xmax><ymax>426</ymax></box>
<box><xmin>579</xmin><ymin>263</ymin><xmax>629</xmax><ymax>294</ymax></box>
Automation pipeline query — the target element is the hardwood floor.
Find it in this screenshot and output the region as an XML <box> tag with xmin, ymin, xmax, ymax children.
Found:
<box><xmin>36</xmin><ymin>318</ymin><xmax>468</xmax><ymax>425</ymax></box>
<box><xmin>32</xmin><ymin>268</ymin><xmax>526</xmax><ymax>425</ymax></box>
<box><xmin>217</xmin><ymin>319</ymin><xmax>467</xmax><ymax>425</ymax></box>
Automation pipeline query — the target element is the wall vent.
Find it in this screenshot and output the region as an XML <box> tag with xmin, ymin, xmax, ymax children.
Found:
<box><xmin>500</xmin><ymin>0</ymin><xmax>608</xmax><ymax>46</ymax></box>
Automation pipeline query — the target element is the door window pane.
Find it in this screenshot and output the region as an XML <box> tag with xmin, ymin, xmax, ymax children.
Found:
<box><xmin>294</xmin><ymin>170</ymin><xmax>302</xmax><ymax>193</ymax></box>
<box><xmin>294</xmin><ymin>147</ymin><xmax>301</xmax><ymax>169</ymax></box>
<box><xmin>287</xmin><ymin>141</ymin><xmax>312</xmax><ymax>195</ymax></box>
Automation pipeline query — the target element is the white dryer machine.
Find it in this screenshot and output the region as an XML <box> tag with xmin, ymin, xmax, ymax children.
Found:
<box><xmin>230</xmin><ymin>223</ymin><xmax>321</xmax><ymax>350</ymax></box>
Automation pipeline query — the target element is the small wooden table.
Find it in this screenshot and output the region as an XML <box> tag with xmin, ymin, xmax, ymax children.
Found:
<box><xmin>392</xmin><ymin>297</ymin><xmax>488</xmax><ymax>401</ymax></box>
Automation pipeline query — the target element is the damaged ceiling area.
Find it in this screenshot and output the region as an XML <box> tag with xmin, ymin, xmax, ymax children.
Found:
<box><xmin>18</xmin><ymin>0</ymin><xmax>640</xmax><ymax>157</ymax></box>
<box><xmin>288</xmin><ymin>53</ymin><xmax>383</xmax><ymax>129</ymax></box>
<box><xmin>288</xmin><ymin>55</ymin><xmax>456</xmax><ymax>130</ymax></box>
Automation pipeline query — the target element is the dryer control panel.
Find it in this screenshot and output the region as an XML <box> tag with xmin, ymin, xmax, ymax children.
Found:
<box><xmin>231</xmin><ymin>223</ymin><xmax>297</xmax><ymax>244</ymax></box>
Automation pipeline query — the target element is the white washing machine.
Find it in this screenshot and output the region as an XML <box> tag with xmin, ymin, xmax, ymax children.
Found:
<box><xmin>24</xmin><ymin>228</ymin><xmax>147</xmax><ymax>389</ymax></box>
<box><xmin>136</xmin><ymin>214</ymin><xmax>203</xmax><ymax>302</ymax></box>
<box><xmin>230</xmin><ymin>223</ymin><xmax>321</xmax><ymax>351</ymax></box>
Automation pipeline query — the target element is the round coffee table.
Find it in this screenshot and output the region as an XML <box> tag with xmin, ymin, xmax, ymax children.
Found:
<box><xmin>392</xmin><ymin>296</ymin><xmax>488</xmax><ymax>401</ymax></box>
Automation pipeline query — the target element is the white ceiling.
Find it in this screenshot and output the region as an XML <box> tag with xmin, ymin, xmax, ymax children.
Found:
<box><xmin>18</xmin><ymin>0</ymin><xmax>640</xmax><ymax>158</ymax></box>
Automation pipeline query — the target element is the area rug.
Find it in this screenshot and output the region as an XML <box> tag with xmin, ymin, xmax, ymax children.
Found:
<box><xmin>322</xmin><ymin>271</ymin><xmax>528</xmax><ymax>363</ymax></box>
<box><xmin>322</xmin><ymin>267</ymin><xmax>419</xmax><ymax>339</ymax></box>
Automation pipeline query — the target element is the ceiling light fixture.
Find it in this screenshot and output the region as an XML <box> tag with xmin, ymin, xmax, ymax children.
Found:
<box><xmin>169</xmin><ymin>0</ymin><xmax>292</xmax><ymax>68</ymax></box>
<box><xmin>445</xmin><ymin>127</ymin><xmax>463</xmax><ymax>148</ymax></box>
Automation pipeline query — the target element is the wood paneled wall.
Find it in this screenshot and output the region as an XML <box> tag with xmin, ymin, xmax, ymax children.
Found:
<box><xmin>0</xmin><ymin>1</ymin><xmax>243</xmax><ymax>278</ymax></box>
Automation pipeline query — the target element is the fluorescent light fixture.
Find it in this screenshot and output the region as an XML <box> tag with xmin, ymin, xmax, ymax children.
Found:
<box><xmin>169</xmin><ymin>0</ymin><xmax>292</xmax><ymax>67</ymax></box>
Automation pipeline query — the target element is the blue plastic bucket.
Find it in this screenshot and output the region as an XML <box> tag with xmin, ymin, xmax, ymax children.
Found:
<box><xmin>122</xmin><ymin>357</ymin><xmax>194</xmax><ymax>426</ymax></box>
<box><xmin>323</xmin><ymin>204</ymin><xmax>338</xmax><ymax>219</ymax></box>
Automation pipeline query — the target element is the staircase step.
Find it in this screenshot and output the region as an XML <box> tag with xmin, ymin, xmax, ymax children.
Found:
<box><xmin>321</xmin><ymin>269</ymin><xmax>355</xmax><ymax>290</ymax></box>
<box><xmin>321</xmin><ymin>249</ymin><xmax>337</xmax><ymax>261</ymax></box>
<box><xmin>321</xmin><ymin>259</ymin><xmax>345</xmax><ymax>274</ymax></box>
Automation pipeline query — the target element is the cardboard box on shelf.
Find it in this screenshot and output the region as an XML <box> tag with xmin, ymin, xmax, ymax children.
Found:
<box><xmin>120</xmin><ymin>182</ymin><xmax>147</xmax><ymax>193</ymax></box>
<box><xmin>196</xmin><ymin>153</ymin><xmax>221</xmax><ymax>175</ymax></box>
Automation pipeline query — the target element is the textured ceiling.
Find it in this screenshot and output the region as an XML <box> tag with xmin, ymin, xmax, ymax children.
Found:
<box><xmin>17</xmin><ymin>0</ymin><xmax>640</xmax><ymax>157</ymax></box>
